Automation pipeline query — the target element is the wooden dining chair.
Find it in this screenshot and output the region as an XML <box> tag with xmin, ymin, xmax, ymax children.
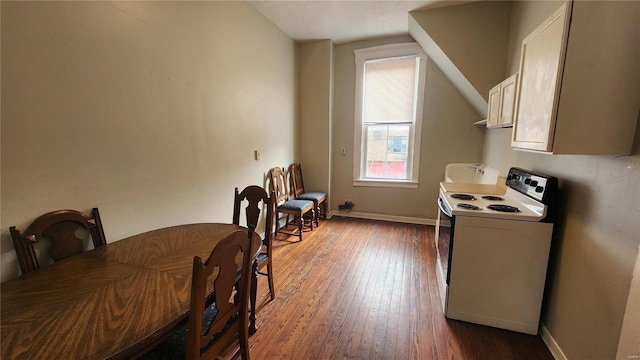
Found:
<box><xmin>9</xmin><ymin>207</ymin><xmax>107</xmax><ymax>275</ymax></box>
<box><xmin>268</xmin><ymin>167</ymin><xmax>315</xmax><ymax>242</ymax></box>
<box><xmin>288</xmin><ymin>162</ymin><xmax>328</xmax><ymax>227</ymax></box>
<box><xmin>233</xmin><ymin>185</ymin><xmax>276</xmax><ymax>301</ymax></box>
<box><xmin>142</xmin><ymin>227</ymin><xmax>254</xmax><ymax>360</ymax></box>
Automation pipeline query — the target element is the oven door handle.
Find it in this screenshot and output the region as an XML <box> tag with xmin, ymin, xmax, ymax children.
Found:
<box><xmin>438</xmin><ymin>197</ymin><xmax>453</xmax><ymax>218</ymax></box>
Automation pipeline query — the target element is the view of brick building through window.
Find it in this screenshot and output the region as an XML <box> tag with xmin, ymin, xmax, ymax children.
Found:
<box><xmin>365</xmin><ymin>125</ymin><xmax>408</xmax><ymax>178</ymax></box>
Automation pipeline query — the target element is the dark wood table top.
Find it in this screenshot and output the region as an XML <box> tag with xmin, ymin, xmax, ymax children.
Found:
<box><xmin>1</xmin><ymin>223</ymin><xmax>261</xmax><ymax>360</ymax></box>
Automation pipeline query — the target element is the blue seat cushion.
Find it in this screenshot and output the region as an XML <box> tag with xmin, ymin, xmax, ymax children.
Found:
<box><xmin>141</xmin><ymin>304</ymin><xmax>218</xmax><ymax>359</ymax></box>
<box><xmin>297</xmin><ymin>192</ymin><xmax>326</xmax><ymax>202</ymax></box>
<box><xmin>279</xmin><ymin>199</ymin><xmax>314</xmax><ymax>211</ymax></box>
<box><xmin>255</xmin><ymin>252</ymin><xmax>268</xmax><ymax>264</ymax></box>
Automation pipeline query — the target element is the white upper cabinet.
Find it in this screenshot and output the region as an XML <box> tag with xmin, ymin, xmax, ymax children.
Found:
<box><xmin>512</xmin><ymin>1</ymin><xmax>640</xmax><ymax>155</ymax></box>
<box><xmin>487</xmin><ymin>73</ymin><xmax>518</xmax><ymax>129</ymax></box>
<box><xmin>487</xmin><ymin>84</ymin><xmax>501</xmax><ymax>128</ymax></box>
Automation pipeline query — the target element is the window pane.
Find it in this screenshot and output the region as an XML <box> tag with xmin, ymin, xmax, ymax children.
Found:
<box><xmin>363</xmin><ymin>56</ymin><xmax>417</xmax><ymax>124</ymax></box>
<box><xmin>365</xmin><ymin>125</ymin><xmax>409</xmax><ymax>179</ymax></box>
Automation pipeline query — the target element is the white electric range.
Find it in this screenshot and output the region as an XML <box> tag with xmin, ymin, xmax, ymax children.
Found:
<box><xmin>435</xmin><ymin>167</ymin><xmax>558</xmax><ymax>335</ymax></box>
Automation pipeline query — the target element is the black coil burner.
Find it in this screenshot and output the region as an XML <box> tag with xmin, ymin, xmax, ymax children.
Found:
<box><xmin>487</xmin><ymin>204</ymin><xmax>521</xmax><ymax>213</ymax></box>
<box><xmin>482</xmin><ymin>195</ymin><xmax>504</xmax><ymax>201</ymax></box>
<box><xmin>457</xmin><ymin>203</ymin><xmax>481</xmax><ymax>210</ymax></box>
<box><xmin>451</xmin><ymin>194</ymin><xmax>476</xmax><ymax>201</ymax></box>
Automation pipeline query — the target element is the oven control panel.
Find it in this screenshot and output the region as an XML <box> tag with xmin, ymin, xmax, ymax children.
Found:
<box><xmin>506</xmin><ymin>167</ymin><xmax>558</xmax><ymax>204</ymax></box>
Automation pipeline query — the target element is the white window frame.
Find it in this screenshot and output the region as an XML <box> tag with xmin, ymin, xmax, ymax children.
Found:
<box><xmin>353</xmin><ymin>42</ymin><xmax>427</xmax><ymax>188</ymax></box>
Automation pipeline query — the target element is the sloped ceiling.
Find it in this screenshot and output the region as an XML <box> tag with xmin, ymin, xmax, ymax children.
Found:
<box><xmin>247</xmin><ymin>0</ymin><xmax>511</xmax><ymax>119</ymax></box>
<box><xmin>246</xmin><ymin>0</ymin><xmax>466</xmax><ymax>44</ymax></box>
<box><xmin>410</xmin><ymin>1</ymin><xmax>513</xmax><ymax>118</ymax></box>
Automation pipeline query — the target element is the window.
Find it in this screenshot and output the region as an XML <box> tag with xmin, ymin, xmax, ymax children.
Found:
<box><xmin>387</xmin><ymin>135</ymin><xmax>408</xmax><ymax>154</ymax></box>
<box><xmin>353</xmin><ymin>43</ymin><xmax>427</xmax><ymax>187</ymax></box>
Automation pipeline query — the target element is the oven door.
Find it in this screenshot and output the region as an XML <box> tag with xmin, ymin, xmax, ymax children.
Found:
<box><xmin>437</xmin><ymin>196</ymin><xmax>455</xmax><ymax>285</ymax></box>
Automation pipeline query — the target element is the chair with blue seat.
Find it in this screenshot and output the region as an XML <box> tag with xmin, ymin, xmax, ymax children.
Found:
<box><xmin>288</xmin><ymin>162</ymin><xmax>327</xmax><ymax>227</ymax></box>
<box><xmin>233</xmin><ymin>185</ymin><xmax>276</xmax><ymax>305</ymax></box>
<box><xmin>141</xmin><ymin>226</ymin><xmax>254</xmax><ymax>360</ymax></box>
<box><xmin>268</xmin><ymin>167</ymin><xmax>315</xmax><ymax>242</ymax></box>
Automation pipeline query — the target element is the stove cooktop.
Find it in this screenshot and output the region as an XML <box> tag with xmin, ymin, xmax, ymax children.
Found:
<box><xmin>439</xmin><ymin>167</ymin><xmax>557</xmax><ymax>223</ymax></box>
<box><xmin>440</xmin><ymin>188</ymin><xmax>546</xmax><ymax>221</ymax></box>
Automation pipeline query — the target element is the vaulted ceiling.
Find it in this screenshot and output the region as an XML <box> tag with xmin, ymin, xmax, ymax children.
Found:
<box><xmin>246</xmin><ymin>1</ymin><xmax>469</xmax><ymax>44</ymax></box>
<box><xmin>247</xmin><ymin>0</ymin><xmax>508</xmax><ymax>119</ymax></box>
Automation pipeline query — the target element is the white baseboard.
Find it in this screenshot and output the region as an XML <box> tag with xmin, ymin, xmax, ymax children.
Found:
<box><xmin>540</xmin><ymin>323</ymin><xmax>568</xmax><ymax>360</ymax></box>
<box><xmin>328</xmin><ymin>210</ymin><xmax>436</xmax><ymax>226</ymax></box>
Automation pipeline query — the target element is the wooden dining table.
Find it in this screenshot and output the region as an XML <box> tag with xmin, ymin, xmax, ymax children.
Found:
<box><xmin>1</xmin><ymin>223</ymin><xmax>262</xmax><ymax>360</ymax></box>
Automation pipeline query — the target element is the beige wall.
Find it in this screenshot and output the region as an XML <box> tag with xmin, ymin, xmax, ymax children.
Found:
<box><xmin>1</xmin><ymin>1</ymin><xmax>297</xmax><ymax>281</ymax></box>
<box><xmin>297</xmin><ymin>40</ymin><xmax>333</xmax><ymax>204</ymax></box>
<box><xmin>483</xmin><ymin>1</ymin><xmax>640</xmax><ymax>359</ymax></box>
<box><xmin>331</xmin><ymin>36</ymin><xmax>484</xmax><ymax>220</ymax></box>
<box><xmin>410</xmin><ymin>1</ymin><xmax>512</xmax><ymax>100</ymax></box>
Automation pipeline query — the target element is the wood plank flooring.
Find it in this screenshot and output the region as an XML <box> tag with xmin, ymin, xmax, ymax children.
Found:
<box><xmin>241</xmin><ymin>217</ymin><xmax>554</xmax><ymax>360</ymax></box>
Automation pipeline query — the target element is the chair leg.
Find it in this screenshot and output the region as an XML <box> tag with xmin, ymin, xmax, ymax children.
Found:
<box><xmin>305</xmin><ymin>211</ymin><xmax>313</xmax><ymax>231</ymax></box>
<box><xmin>312</xmin><ymin>210</ymin><xmax>316</xmax><ymax>229</ymax></box>
<box><xmin>239</xmin><ymin>315</ymin><xmax>250</xmax><ymax>360</ymax></box>
<box><xmin>249</xmin><ymin>261</ymin><xmax>258</xmax><ymax>335</ymax></box>
<box><xmin>314</xmin><ymin>202</ymin><xmax>320</xmax><ymax>227</ymax></box>
<box><xmin>267</xmin><ymin>260</ymin><xmax>275</xmax><ymax>300</ymax></box>
<box><xmin>297</xmin><ymin>215</ymin><xmax>303</xmax><ymax>241</ymax></box>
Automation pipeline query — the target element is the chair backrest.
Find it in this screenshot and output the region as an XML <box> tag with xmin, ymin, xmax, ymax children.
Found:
<box><xmin>288</xmin><ymin>163</ymin><xmax>306</xmax><ymax>198</ymax></box>
<box><xmin>233</xmin><ymin>185</ymin><xmax>275</xmax><ymax>244</ymax></box>
<box><xmin>268</xmin><ymin>167</ymin><xmax>290</xmax><ymax>205</ymax></box>
<box><xmin>10</xmin><ymin>208</ymin><xmax>107</xmax><ymax>274</ymax></box>
<box><xmin>186</xmin><ymin>226</ymin><xmax>254</xmax><ymax>360</ymax></box>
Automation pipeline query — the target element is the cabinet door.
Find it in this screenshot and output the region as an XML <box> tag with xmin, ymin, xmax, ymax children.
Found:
<box><xmin>511</xmin><ymin>3</ymin><xmax>570</xmax><ymax>152</ymax></box>
<box><xmin>486</xmin><ymin>84</ymin><xmax>501</xmax><ymax>128</ymax></box>
<box><xmin>498</xmin><ymin>73</ymin><xmax>518</xmax><ymax>127</ymax></box>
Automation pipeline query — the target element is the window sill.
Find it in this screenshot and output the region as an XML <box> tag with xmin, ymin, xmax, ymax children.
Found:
<box><xmin>352</xmin><ymin>179</ymin><xmax>418</xmax><ymax>188</ymax></box>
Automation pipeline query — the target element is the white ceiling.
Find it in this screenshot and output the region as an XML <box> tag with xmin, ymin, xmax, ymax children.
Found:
<box><xmin>247</xmin><ymin>0</ymin><xmax>459</xmax><ymax>44</ymax></box>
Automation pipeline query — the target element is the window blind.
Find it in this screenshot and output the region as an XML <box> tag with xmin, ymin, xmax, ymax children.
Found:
<box><xmin>363</xmin><ymin>56</ymin><xmax>417</xmax><ymax>124</ymax></box>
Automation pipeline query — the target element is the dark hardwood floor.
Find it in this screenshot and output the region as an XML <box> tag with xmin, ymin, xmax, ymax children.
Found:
<box><xmin>241</xmin><ymin>217</ymin><xmax>554</xmax><ymax>360</ymax></box>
